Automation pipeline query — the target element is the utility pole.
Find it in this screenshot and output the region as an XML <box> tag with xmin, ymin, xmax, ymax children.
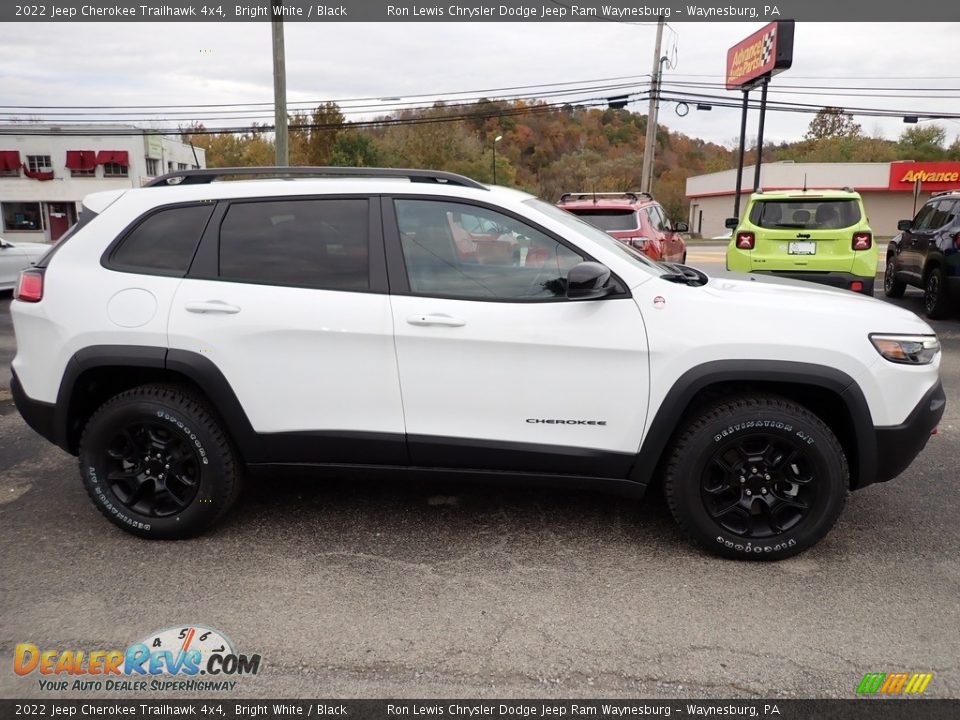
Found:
<box><xmin>271</xmin><ymin>5</ymin><xmax>289</xmax><ymax>166</ymax></box>
<box><xmin>640</xmin><ymin>16</ymin><xmax>664</xmax><ymax>195</ymax></box>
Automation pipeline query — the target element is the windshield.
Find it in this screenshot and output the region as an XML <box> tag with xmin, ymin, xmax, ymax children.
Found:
<box><xmin>750</xmin><ymin>199</ymin><xmax>862</xmax><ymax>230</ymax></box>
<box><xmin>525</xmin><ymin>199</ymin><xmax>664</xmax><ymax>275</ymax></box>
<box><xmin>566</xmin><ymin>208</ymin><xmax>639</xmax><ymax>232</ymax></box>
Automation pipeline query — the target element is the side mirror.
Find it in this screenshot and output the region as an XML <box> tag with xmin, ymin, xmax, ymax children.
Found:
<box><xmin>674</xmin><ymin>221</ymin><xmax>689</xmax><ymax>233</ymax></box>
<box><xmin>724</xmin><ymin>217</ymin><xmax>739</xmax><ymax>230</ymax></box>
<box><xmin>567</xmin><ymin>261</ymin><xmax>613</xmax><ymax>300</ymax></box>
<box><xmin>897</xmin><ymin>219</ymin><xmax>913</xmax><ymax>232</ymax></box>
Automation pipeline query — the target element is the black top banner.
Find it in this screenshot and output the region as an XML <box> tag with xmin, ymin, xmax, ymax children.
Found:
<box><xmin>3</xmin><ymin>0</ymin><xmax>960</xmax><ymax>22</ymax></box>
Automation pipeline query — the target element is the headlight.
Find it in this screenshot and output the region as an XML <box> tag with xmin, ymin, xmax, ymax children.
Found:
<box><xmin>869</xmin><ymin>334</ymin><xmax>940</xmax><ymax>365</ymax></box>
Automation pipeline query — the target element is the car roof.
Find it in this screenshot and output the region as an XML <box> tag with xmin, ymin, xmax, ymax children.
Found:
<box><xmin>749</xmin><ymin>189</ymin><xmax>862</xmax><ymax>200</ymax></box>
<box><xmin>86</xmin><ymin>177</ymin><xmax>538</xmax><ymax>211</ymax></box>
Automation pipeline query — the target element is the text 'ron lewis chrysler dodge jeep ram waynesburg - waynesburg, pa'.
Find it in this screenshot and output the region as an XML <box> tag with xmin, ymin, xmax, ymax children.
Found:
<box><xmin>10</xmin><ymin>167</ymin><xmax>946</xmax><ymax>560</ymax></box>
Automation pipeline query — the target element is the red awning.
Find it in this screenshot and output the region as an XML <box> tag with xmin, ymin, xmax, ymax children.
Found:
<box><xmin>96</xmin><ymin>150</ymin><xmax>129</xmax><ymax>166</ymax></box>
<box><xmin>0</xmin><ymin>150</ymin><xmax>21</xmax><ymax>171</ymax></box>
<box><xmin>22</xmin><ymin>165</ymin><xmax>54</xmax><ymax>181</ymax></box>
<box><xmin>66</xmin><ymin>150</ymin><xmax>97</xmax><ymax>171</ymax></box>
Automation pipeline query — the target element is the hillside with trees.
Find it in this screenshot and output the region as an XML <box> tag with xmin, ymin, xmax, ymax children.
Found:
<box><xmin>181</xmin><ymin>102</ymin><xmax>960</xmax><ymax>223</ymax></box>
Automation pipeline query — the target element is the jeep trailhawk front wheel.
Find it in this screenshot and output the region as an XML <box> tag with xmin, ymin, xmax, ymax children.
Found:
<box><xmin>78</xmin><ymin>385</ymin><xmax>242</xmax><ymax>539</ymax></box>
<box><xmin>664</xmin><ymin>395</ymin><xmax>847</xmax><ymax>560</ymax></box>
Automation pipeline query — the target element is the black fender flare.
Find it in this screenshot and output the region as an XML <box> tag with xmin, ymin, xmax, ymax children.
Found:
<box><xmin>627</xmin><ymin>360</ymin><xmax>877</xmax><ymax>489</ymax></box>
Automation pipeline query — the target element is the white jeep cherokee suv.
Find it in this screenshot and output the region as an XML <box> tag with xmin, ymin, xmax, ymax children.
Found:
<box><xmin>10</xmin><ymin>167</ymin><xmax>945</xmax><ymax>560</ymax></box>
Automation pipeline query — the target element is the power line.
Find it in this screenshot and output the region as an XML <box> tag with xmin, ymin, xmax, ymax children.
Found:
<box><xmin>0</xmin><ymin>74</ymin><xmax>651</xmax><ymax>111</ymax></box>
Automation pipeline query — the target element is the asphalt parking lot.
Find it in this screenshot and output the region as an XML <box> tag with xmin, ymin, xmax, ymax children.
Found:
<box><xmin>1</xmin><ymin>254</ymin><xmax>958</xmax><ymax>701</ymax></box>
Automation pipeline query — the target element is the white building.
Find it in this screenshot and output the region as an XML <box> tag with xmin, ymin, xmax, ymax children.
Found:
<box><xmin>686</xmin><ymin>160</ymin><xmax>960</xmax><ymax>239</ymax></box>
<box><xmin>0</xmin><ymin>125</ymin><xmax>206</xmax><ymax>242</ymax></box>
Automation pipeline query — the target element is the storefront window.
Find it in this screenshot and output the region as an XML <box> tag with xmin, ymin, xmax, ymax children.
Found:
<box><xmin>2</xmin><ymin>202</ymin><xmax>44</xmax><ymax>232</ymax></box>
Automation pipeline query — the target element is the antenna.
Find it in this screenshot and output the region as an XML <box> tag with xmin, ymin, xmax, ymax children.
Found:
<box><xmin>592</xmin><ymin>182</ymin><xmax>597</xmax><ymax>205</ymax></box>
<box><xmin>803</xmin><ymin>174</ymin><xmax>808</xmax><ymax>192</ymax></box>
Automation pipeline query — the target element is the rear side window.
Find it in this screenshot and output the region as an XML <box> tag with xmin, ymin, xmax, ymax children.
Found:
<box><xmin>111</xmin><ymin>204</ymin><xmax>213</xmax><ymax>274</ymax></box>
<box><xmin>567</xmin><ymin>209</ymin><xmax>639</xmax><ymax>232</ymax></box>
<box><xmin>750</xmin><ymin>200</ymin><xmax>862</xmax><ymax>230</ymax></box>
<box><xmin>925</xmin><ymin>199</ymin><xmax>959</xmax><ymax>230</ymax></box>
<box><xmin>218</xmin><ymin>199</ymin><xmax>369</xmax><ymax>291</ymax></box>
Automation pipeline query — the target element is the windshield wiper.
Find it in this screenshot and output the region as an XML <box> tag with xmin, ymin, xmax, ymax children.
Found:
<box><xmin>659</xmin><ymin>263</ymin><xmax>709</xmax><ymax>286</ymax></box>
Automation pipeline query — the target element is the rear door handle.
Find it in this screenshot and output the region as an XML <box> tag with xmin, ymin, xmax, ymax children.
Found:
<box><xmin>406</xmin><ymin>313</ymin><xmax>466</xmax><ymax>327</ymax></box>
<box><xmin>185</xmin><ymin>300</ymin><xmax>241</xmax><ymax>315</ymax></box>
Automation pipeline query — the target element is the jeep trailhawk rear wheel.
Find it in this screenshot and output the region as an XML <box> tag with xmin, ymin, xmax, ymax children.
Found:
<box><xmin>664</xmin><ymin>395</ymin><xmax>847</xmax><ymax>560</ymax></box>
<box><xmin>78</xmin><ymin>385</ymin><xmax>242</xmax><ymax>539</ymax></box>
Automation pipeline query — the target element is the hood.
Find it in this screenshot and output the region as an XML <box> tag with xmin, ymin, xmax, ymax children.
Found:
<box><xmin>700</xmin><ymin>271</ymin><xmax>933</xmax><ymax>335</ymax></box>
<box><xmin>3</xmin><ymin>240</ymin><xmax>49</xmax><ymax>254</ymax></box>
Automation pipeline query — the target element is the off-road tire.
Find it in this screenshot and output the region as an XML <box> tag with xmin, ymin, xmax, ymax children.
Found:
<box><xmin>78</xmin><ymin>384</ymin><xmax>241</xmax><ymax>539</ymax></box>
<box><xmin>883</xmin><ymin>257</ymin><xmax>906</xmax><ymax>298</ymax></box>
<box><xmin>923</xmin><ymin>266</ymin><xmax>950</xmax><ymax>319</ymax></box>
<box><xmin>664</xmin><ymin>395</ymin><xmax>847</xmax><ymax>561</ymax></box>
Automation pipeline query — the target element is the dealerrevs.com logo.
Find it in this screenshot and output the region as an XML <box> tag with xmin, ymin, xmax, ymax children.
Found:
<box><xmin>14</xmin><ymin>625</ymin><xmax>261</xmax><ymax>693</ymax></box>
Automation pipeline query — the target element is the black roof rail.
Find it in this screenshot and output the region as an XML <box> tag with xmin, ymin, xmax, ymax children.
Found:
<box><xmin>144</xmin><ymin>166</ymin><xmax>488</xmax><ymax>190</ymax></box>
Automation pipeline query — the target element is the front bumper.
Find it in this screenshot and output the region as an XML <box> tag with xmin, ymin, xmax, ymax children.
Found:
<box><xmin>869</xmin><ymin>380</ymin><xmax>946</xmax><ymax>486</ymax></box>
<box><xmin>750</xmin><ymin>270</ymin><xmax>875</xmax><ymax>295</ymax></box>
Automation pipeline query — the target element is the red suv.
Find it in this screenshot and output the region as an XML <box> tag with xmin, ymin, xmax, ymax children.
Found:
<box><xmin>558</xmin><ymin>192</ymin><xmax>687</xmax><ymax>264</ymax></box>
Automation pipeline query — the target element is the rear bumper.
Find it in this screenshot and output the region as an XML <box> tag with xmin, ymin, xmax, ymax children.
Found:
<box><xmin>751</xmin><ymin>270</ymin><xmax>875</xmax><ymax>295</ymax></box>
<box><xmin>868</xmin><ymin>380</ymin><xmax>946</xmax><ymax>486</ymax></box>
<box><xmin>10</xmin><ymin>368</ymin><xmax>60</xmax><ymax>449</ymax></box>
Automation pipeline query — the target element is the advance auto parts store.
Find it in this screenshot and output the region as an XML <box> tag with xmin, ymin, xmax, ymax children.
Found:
<box><xmin>685</xmin><ymin>161</ymin><xmax>960</xmax><ymax>238</ymax></box>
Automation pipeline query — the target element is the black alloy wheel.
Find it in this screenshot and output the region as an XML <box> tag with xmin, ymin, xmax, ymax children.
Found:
<box><xmin>104</xmin><ymin>422</ymin><xmax>201</xmax><ymax>518</ymax></box>
<box><xmin>701</xmin><ymin>434</ymin><xmax>815</xmax><ymax>539</ymax></box>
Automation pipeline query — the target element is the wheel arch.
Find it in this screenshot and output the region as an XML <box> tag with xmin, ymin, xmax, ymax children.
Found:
<box><xmin>629</xmin><ymin>360</ymin><xmax>877</xmax><ymax>491</ymax></box>
<box><xmin>57</xmin><ymin>346</ymin><xmax>257</xmax><ymax>459</ymax></box>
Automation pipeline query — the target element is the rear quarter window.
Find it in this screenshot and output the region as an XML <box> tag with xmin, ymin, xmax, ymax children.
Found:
<box><xmin>108</xmin><ymin>203</ymin><xmax>214</xmax><ymax>275</ymax></box>
<box><xmin>750</xmin><ymin>199</ymin><xmax>862</xmax><ymax>230</ymax></box>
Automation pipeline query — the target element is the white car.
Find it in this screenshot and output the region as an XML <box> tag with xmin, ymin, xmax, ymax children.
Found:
<box><xmin>9</xmin><ymin>167</ymin><xmax>945</xmax><ymax>559</ymax></box>
<box><xmin>0</xmin><ymin>236</ymin><xmax>47</xmax><ymax>290</ymax></box>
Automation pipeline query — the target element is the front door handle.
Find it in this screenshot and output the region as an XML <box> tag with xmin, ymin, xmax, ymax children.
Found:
<box><xmin>406</xmin><ymin>313</ymin><xmax>466</xmax><ymax>327</ymax></box>
<box><xmin>185</xmin><ymin>300</ymin><xmax>241</xmax><ymax>314</ymax></box>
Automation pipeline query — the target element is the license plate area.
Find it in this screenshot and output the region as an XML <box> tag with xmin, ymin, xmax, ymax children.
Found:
<box><xmin>788</xmin><ymin>241</ymin><xmax>816</xmax><ymax>255</ymax></box>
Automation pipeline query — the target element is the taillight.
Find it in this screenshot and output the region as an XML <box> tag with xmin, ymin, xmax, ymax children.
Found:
<box><xmin>14</xmin><ymin>269</ymin><xmax>44</xmax><ymax>303</ymax></box>
<box><xmin>953</xmin><ymin>233</ymin><xmax>960</xmax><ymax>250</ymax></box>
<box><xmin>852</xmin><ymin>232</ymin><xmax>872</xmax><ymax>251</ymax></box>
<box><xmin>736</xmin><ymin>232</ymin><xmax>755</xmax><ymax>250</ymax></box>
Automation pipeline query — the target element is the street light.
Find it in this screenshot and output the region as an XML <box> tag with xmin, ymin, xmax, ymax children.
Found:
<box><xmin>492</xmin><ymin>135</ymin><xmax>502</xmax><ymax>185</ymax></box>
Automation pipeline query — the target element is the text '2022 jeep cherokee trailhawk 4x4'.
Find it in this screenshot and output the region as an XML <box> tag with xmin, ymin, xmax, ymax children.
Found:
<box><xmin>11</xmin><ymin>167</ymin><xmax>946</xmax><ymax>560</ymax></box>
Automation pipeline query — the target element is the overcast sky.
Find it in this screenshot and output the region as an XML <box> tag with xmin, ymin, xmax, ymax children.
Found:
<box><xmin>2</xmin><ymin>21</ymin><xmax>959</xmax><ymax>148</ymax></box>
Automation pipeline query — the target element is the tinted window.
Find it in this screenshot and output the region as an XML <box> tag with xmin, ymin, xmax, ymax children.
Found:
<box><xmin>646</xmin><ymin>206</ymin><xmax>667</xmax><ymax>231</ymax></box>
<box><xmin>219</xmin><ymin>199</ymin><xmax>368</xmax><ymax>290</ymax></box>
<box><xmin>911</xmin><ymin>202</ymin><xmax>938</xmax><ymax>231</ymax></box>
<box><xmin>749</xmin><ymin>200</ymin><xmax>861</xmax><ymax>229</ymax></box>
<box><xmin>567</xmin><ymin>209</ymin><xmax>639</xmax><ymax>232</ymax></box>
<box><xmin>395</xmin><ymin>199</ymin><xmax>583</xmax><ymax>300</ymax></box>
<box><xmin>111</xmin><ymin>204</ymin><xmax>213</xmax><ymax>274</ymax></box>
<box><xmin>925</xmin><ymin>199</ymin><xmax>958</xmax><ymax>230</ymax></box>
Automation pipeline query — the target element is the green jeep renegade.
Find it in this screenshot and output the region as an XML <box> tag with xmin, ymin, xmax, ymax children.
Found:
<box><xmin>725</xmin><ymin>189</ymin><xmax>877</xmax><ymax>295</ymax></box>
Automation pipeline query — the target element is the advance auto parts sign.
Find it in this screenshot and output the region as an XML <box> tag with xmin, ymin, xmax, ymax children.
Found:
<box><xmin>726</xmin><ymin>20</ymin><xmax>795</xmax><ymax>90</ymax></box>
<box><xmin>889</xmin><ymin>161</ymin><xmax>960</xmax><ymax>191</ymax></box>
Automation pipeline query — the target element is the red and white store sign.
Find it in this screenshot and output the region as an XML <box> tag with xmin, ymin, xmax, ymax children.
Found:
<box><xmin>888</xmin><ymin>162</ymin><xmax>960</xmax><ymax>191</ymax></box>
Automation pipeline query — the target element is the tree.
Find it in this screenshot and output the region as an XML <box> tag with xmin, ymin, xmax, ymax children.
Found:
<box><xmin>897</xmin><ymin>125</ymin><xmax>948</xmax><ymax>161</ymax></box>
<box><xmin>329</xmin><ymin>131</ymin><xmax>383</xmax><ymax>167</ymax></box>
<box><xmin>805</xmin><ymin>107</ymin><xmax>862</xmax><ymax>140</ymax></box>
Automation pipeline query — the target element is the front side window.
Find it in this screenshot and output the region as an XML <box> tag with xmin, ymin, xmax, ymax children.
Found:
<box><xmin>925</xmin><ymin>199</ymin><xmax>958</xmax><ymax>231</ymax></box>
<box><xmin>395</xmin><ymin>199</ymin><xmax>583</xmax><ymax>300</ymax></box>
<box><xmin>219</xmin><ymin>198</ymin><xmax>369</xmax><ymax>291</ymax></box>
<box><xmin>110</xmin><ymin>204</ymin><xmax>214</xmax><ymax>274</ymax></box>
<box><xmin>646</xmin><ymin>206</ymin><xmax>667</xmax><ymax>231</ymax></box>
